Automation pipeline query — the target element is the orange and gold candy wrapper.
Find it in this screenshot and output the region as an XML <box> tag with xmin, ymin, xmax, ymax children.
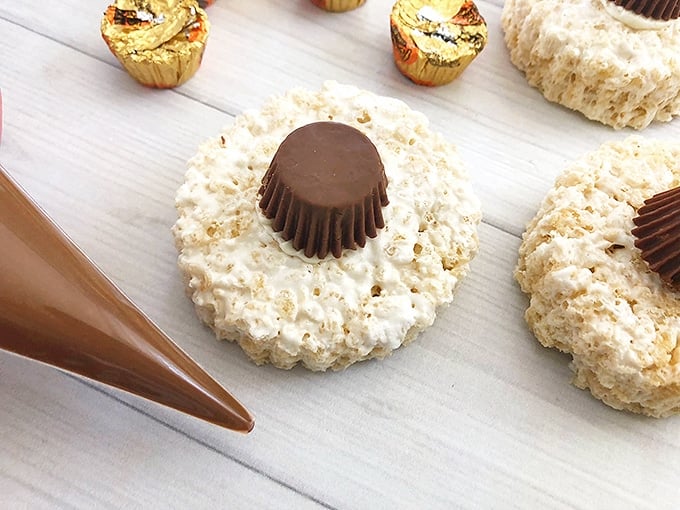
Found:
<box><xmin>390</xmin><ymin>0</ymin><xmax>487</xmax><ymax>86</ymax></box>
<box><xmin>311</xmin><ymin>0</ymin><xmax>366</xmax><ymax>12</ymax></box>
<box><xmin>101</xmin><ymin>0</ymin><xmax>210</xmax><ymax>89</ymax></box>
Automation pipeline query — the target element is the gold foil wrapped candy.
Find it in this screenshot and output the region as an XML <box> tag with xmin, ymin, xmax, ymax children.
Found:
<box><xmin>632</xmin><ymin>186</ymin><xmax>680</xmax><ymax>289</ymax></box>
<box><xmin>390</xmin><ymin>0</ymin><xmax>487</xmax><ymax>86</ymax></box>
<box><xmin>101</xmin><ymin>0</ymin><xmax>210</xmax><ymax>88</ymax></box>
<box><xmin>311</xmin><ymin>0</ymin><xmax>366</xmax><ymax>12</ymax></box>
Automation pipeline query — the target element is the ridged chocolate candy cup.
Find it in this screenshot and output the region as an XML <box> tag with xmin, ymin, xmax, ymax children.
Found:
<box><xmin>258</xmin><ymin>122</ymin><xmax>388</xmax><ymax>259</ymax></box>
<box><xmin>633</xmin><ymin>186</ymin><xmax>680</xmax><ymax>288</ymax></box>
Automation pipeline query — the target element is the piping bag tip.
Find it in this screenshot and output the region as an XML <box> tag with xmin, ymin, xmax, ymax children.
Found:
<box><xmin>0</xmin><ymin>165</ymin><xmax>254</xmax><ymax>432</ymax></box>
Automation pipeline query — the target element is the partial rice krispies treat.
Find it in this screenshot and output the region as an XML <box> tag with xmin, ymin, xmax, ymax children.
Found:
<box><xmin>515</xmin><ymin>136</ymin><xmax>680</xmax><ymax>417</ymax></box>
<box><xmin>173</xmin><ymin>81</ymin><xmax>481</xmax><ymax>371</ymax></box>
<box><xmin>502</xmin><ymin>0</ymin><xmax>680</xmax><ymax>129</ymax></box>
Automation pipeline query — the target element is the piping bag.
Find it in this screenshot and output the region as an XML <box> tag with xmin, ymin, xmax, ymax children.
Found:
<box><xmin>0</xmin><ymin>165</ymin><xmax>254</xmax><ymax>432</ymax></box>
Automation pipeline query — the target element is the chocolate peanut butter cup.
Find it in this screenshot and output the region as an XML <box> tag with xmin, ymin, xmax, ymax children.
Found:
<box><xmin>258</xmin><ymin>122</ymin><xmax>388</xmax><ymax>259</ymax></box>
<box><xmin>390</xmin><ymin>0</ymin><xmax>488</xmax><ymax>86</ymax></box>
<box><xmin>607</xmin><ymin>0</ymin><xmax>680</xmax><ymax>20</ymax></box>
<box><xmin>632</xmin><ymin>186</ymin><xmax>680</xmax><ymax>288</ymax></box>
<box><xmin>101</xmin><ymin>0</ymin><xmax>210</xmax><ymax>88</ymax></box>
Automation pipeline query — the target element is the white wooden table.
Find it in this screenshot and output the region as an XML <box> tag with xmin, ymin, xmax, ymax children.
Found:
<box><xmin>2</xmin><ymin>1</ymin><xmax>680</xmax><ymax>508</ymax></box>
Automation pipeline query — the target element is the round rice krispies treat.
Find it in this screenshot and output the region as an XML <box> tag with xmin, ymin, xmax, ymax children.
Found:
<box><xmin>515</xmin><ymin>136</ymin><xmax>680</xmax><ymax>417</ymax></box>
<box><xmin>501</xmin><ymin>0</ymin><xmax>680</xmax><ymax>130</ymax></box>
<box><xmin>173</xmin><ymin>81</ymin><xmax>481</xmax><ymax>371</ymax></box>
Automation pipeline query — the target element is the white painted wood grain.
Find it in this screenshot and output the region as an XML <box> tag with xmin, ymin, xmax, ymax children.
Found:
<box><xmin>0</xmin><ymin>353</ymin><xmax>326</xmax><ymax>510</ymax></box>
<box><xmin>1</xmin><ymin>1</ymin><xmax>680</xmax><ymax>508</ymax></box>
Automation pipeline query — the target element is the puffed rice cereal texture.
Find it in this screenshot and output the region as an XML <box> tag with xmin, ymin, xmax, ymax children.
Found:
<box><xmin>173</xmin><ymin>81</ymin><xmax>481</xmax><ymax>371</ymax></box>
<box><xmin>502</xmin><ymin>0</ymin><xmax>680</xmax><ymax>129</ymax></box>
<box><xmin>515</xmin><ymin>136</ymin><xmax>680</xmax><ymax>417</ymax></box>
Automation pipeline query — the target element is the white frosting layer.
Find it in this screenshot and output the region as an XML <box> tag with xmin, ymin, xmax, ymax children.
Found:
<box><xmin>173</xmin><ymin>81</ymin><xmax>481</xmax><ymax>371</ymax></box>
<box><xmin>599</xmin><ymin>0</ymin><xmax>671</xmax><ymax>30</ymax></box>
